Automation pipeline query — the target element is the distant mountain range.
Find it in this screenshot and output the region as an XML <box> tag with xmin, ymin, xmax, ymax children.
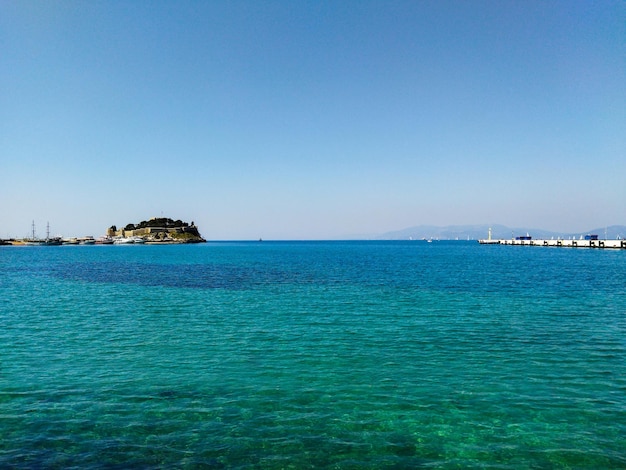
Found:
<box><xmin>377</xmin><ymin>224</ymin><xmax>626</xmax><ymax>240</ymax></box>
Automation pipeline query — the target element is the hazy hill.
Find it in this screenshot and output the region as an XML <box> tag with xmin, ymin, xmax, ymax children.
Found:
<box><xmin>377</xmin><ymin>224</ymin><xmax>626</xmax><ymax>240</ymax></box>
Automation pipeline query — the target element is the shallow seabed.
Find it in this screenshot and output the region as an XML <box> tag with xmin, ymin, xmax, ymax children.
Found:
<box><xmin>1</xmin><ymin>241</ymin><xmax>625</xmax><ymax>469</ymax></box>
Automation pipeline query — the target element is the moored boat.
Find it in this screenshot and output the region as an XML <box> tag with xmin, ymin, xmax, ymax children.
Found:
<box><xmin>96</xmin><ymin>236</ymin><xmax>114</xmax><ymax>244</ymax></box>
<box><xmin>24</xmin><ymin>221</ymin><xmax>63</xmax><ymax>246</ymax></box>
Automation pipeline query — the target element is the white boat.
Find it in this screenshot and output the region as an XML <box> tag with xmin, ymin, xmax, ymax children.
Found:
<box><xmin>95</xmin><ymin>236</ymin><xmax>114</xmax><ymax>245</ymax></box>
<box><xmin>113</xmin><ymin>236</ymin><xmax>145</xmax><ymax>244</ymax></box>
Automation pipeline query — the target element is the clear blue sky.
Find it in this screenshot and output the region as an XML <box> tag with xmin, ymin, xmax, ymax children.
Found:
<box><xmin>1</xmin><ymin>0</ymin><xmax>624</xmax><ymax>239</ymax></box>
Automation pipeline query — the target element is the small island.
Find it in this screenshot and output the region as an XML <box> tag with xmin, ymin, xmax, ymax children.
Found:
<box><xmin>107</xmin><ymin>218</ymin><xmax>206</xmax><ymax>244</ymax></box>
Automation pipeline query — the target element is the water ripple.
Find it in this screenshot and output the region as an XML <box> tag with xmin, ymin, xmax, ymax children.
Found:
<box><xmin>1</xmin><ymin>242</ymin><xmax>625</xmax><ymax>468</ymax></box>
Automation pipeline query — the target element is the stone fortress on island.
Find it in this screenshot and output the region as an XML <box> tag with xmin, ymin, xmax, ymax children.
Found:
<box><xmin>107</xmin><ymin>217</ymin><xmax>205</xmax><ymax>243</ymax></box>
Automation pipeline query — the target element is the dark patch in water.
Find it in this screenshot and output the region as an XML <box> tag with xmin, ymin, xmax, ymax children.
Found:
<box><xmin>50</xmin><ymin>261</ymin><xmax>312</xmax><ymax>290</ymax></box>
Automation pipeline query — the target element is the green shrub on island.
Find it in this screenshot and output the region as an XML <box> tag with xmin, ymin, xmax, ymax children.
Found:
<box><xmin>135</xmin><ymin>218</ymin><xmax>189</xmax><ymax>229</ymax></box>
<box><xmin>113</xmin><ymin>218</ymin><xmax>194</xmax><ymax>232</ymax></box>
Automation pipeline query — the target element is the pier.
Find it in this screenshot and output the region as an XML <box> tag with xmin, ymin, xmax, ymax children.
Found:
<box><xmin>479</xmin><ymin>238</ymin><xmax>626</xmax><ymax>249</ymax></box>
<box><xmin>479</xmin><ymin>228</ymin><xmax>626</xmax><ymax>249</ymax></box>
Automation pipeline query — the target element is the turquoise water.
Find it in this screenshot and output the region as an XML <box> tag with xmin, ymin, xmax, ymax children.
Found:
<box><xmin>1</xmin><ymin>241</ymin><xmax>625</xmax><ymax>469</ymax></box>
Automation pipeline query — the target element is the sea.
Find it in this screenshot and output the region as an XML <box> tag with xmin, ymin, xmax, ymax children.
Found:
<box><xmin>1</xmin><ymin>241</ymin><xmax>625</xmax><ymax>469</ymax></box>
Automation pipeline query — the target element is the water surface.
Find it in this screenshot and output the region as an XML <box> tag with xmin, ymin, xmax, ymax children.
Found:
<box><xmin>1</xmin><ymin>241</ymin><xmax>625</xmax><ymax>468</ymax></box>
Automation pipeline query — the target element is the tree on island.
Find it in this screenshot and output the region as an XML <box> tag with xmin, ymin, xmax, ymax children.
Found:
<box><xmin>133</xmin><ymin>218</ymin><xmax>189</xmax><ymax>229</ymax></box>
